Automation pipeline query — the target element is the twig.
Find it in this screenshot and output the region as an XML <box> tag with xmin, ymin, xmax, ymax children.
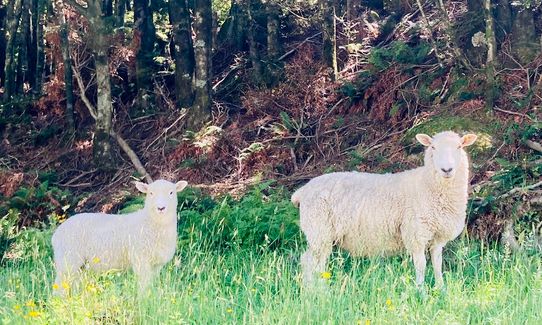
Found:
<box><xmin>278</xmin><ymin>32</ymin><xmax>322</xmax><ymax>61</ymax></box>
<box><xmin>493</xmin><ymin>106</ymin><xmax>534</xmax><ymax>121</ymax></box>
<box><xmin>145</xmin><ymin>110</ymin><xmax>188</xmax><ymax>151</ymax></box>
<box><xmin>499</xmin><ymin>181</ymin><xmax>542</xmax><ymax>200</ymax></box>
<box><xmin>72</xmin><ymin>64</ymin><xmax>153</xmax><ymax>183</ymax></box>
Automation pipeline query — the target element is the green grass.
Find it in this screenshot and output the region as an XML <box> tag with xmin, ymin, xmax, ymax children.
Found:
<box><xmin>1</xmin><ymin>237</ymin><xmax>541</xmax><ymax>324</ymax></box>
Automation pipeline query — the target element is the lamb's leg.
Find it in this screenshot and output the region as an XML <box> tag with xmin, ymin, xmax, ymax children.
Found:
<box><xmin>301</xmin><ymin>243</ymin><xmax>332</xmax><ymax>286</ymax></box>
<box><xmin>430</xmin><ymin>243</ymin><xmax>445</xmax><ymax>288</ymax></box>
<box><xmin>53</xmin><ymin>252</ymin><xmax>84</xmax><ymax>297</ymax></box>
<box><xmin>132</xmin><ymin>259</ymin><xmax>155</xmax><ymax>296</ymax></box>
<box><xmin>411</xmin><ymin>247</ymin><xmax>426</xmax><ymax>286</ymax></box>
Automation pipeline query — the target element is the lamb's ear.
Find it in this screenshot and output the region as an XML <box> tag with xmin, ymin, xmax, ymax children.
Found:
<box><xmin>461</xmin><ymin>134</ymin><xmax>477</xmax><ymax>147</ymax></box>
<box><xmin>134</xmin><ymin>181</ymin><xmax>149</xmax><ymax>193</ymax></box>
<box><xmin>415</xmin><ymin>134</ymin><xmax>433</xmax><ymax>147</ymax></box>
<box><xmin>176</xmin><ymin>181</ymin><xmax>188</xmax><ymax>192</ymax></box>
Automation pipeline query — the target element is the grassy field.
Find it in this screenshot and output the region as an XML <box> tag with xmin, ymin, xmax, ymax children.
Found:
<box><xmin>1</xmin><ymin>235</ymin><xmax>541</xmax><ymax>324</ymax></box>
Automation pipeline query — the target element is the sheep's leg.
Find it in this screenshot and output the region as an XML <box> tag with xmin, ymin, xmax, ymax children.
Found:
<box><xmin>430</xmin><ymin>243</ymin><xmax>445</xmax><ymax>288</ymax></box>
<box><xmin>411</xmin><ymin>247</ymin><xmax>426</xmax><ymax>287</ymax></box>
<box><xmin>53</xmin><ymin>252</ymin><xmax>84</xmax><ymax>297</ymax></box>
<box><xmin>301</xmin><ymin>244</ymin><xmax>332</xmax><ymax>286</ymax></box>
<box><xmin>133</xmin><ymin>260</ymin><xmax>155</xmax><ymax>296</ymax></box>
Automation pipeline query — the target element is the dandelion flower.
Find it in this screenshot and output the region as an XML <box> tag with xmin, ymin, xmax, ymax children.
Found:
<box><xmin>226</xmin><ymin>308</ymin><xmax>233</xmax><ymax>313</ymax></box>
<box><xmin>357</xmin><ymin>320</ymin><xmax>370</xmax><ymax>325</ymax></box>
<box><xmin>321</xmin><ymin>272</ymin><xmax>332</xmax><ymax>280</ymax></box>
<box><xmin>61</xmin><ymin>281</ymin><xmax>70</xmax><ymax>290</ymax></box>
<box><xmin>13</xmin><ymin>305</ymin><xmax>21</xmax><ymax>310</ymax></box>
<box><xmin>92</xmin><ymin>257</ymin><xmax>100</xmax><ymax>264</ymax></box>
<box><xmin>86</xmin><ymin>284</ymin><xmax>97</xmax><ymax>293</ymax></box>
<box><xmin>52</xmin><ymin>283</ymin><xmax>59</xmax><ymax>290</ymax></box>
<box><xmin>385</xmin><ymin>299</ymin><xmax>392</xmax><ymax>306</ymax></box>
<box><xmin>27</xmin><ymin>310</ymin><xmax>41</xmax><ymax>318</ymax></box>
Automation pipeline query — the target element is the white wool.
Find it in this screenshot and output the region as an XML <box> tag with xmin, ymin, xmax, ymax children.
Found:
<box><xmin>293</xmin><ymin>131</ymin><xmax>477</xmax><ymax>286</ymax></box>
<box><xmin>51</xmin><ymin>179</ymin><xmax>188</xmax><ymax>296</ymax></box>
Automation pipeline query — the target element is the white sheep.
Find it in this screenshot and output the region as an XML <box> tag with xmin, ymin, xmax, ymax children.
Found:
<box><xmin>51</xmin><ymin>179</ymin><xmax>188</xmax><ymax>296</ymax></box>
<box><xmin>292</xmin><ymin>131</ymin><xmax>477</xmax><ymax>287</ymax></box>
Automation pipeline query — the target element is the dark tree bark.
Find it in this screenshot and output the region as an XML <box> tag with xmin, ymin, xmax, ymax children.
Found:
<box><xmin>3</xmin><ymin>0</ymin><xmax>23</xmax><ymax>101</ymax></box>
<box><xmin>0</xmin><ymin>3</ymin><xmax>7</xmax><ymax>88</ymax></box>
<box><xmin>190</xmin><ymin>0</ymin><xmax>213</xmax><ymax>129</ymax></box>
<box><xmin>115</xmin><ymin>0</ymin><xmax>127</xmax><ymax>28</ymax></box>
<box><xmin>169</xmin><ymin>0</ymin><xmax>195</xmax><ymax>108</ymax></box>
<box><xmin>484</xmin><ymin>0</ymin><xmax>497</xmax><ymax>109</ymax></box>
<box><xmin>247</xmin><ymin>0</ymin><xmax>265</xmax><ymax>86</ymax></box>
<box><xmin>60</xmin><ymin>13</ymin><xmax>74</xmax><ymax>132</ymax></box>
<box><xmin>16</xmin><ymin>0</ymin><xmax>31</xmax><ymax>95</ymax></box>
<box><xmin>320</xmin><ymin>0</ymin><xmax>337</xmax><ymax>81</ymax></box>
<box><xmin>266</xmin><ymin>1</ymin><xmax>280</xmax><ymax>61</ymax></box>
<box><xmin>134</xmin><ymin>0</ymin><xmax>156</xmax><ymax>112</ymax></box>
<box><xmin>510</xmin><ymin>7</ymin><xmax>538</xmax><ymax>64</ymax></box>
<box><xmin>31</xmin><ymin>0</ymin><xmax>45</xmax><ymax>95</ymax></box>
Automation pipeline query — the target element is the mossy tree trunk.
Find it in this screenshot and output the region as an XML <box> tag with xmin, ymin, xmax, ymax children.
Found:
<box><xmin>169</xmin><ymin>0</ymin><xmax>195</xmax><ymax>108</ymax></box>
<box><xmin>134</xmin><ymin>0</ymin><xmax>156</xmax><ymax>113</ymax></box>
<box><xmin>510</xmin><ymin>7</ymin><xmax>538</xmax><ymax>65</ymax></box>
<box><xmin>266</xmin><ymin>0</ymin><xmax>281</xmax><ymax>84</ymax></box>
<box><xmin>31</xmin><ymin>0</ymin><xmax>45</xmax><ymax>96</ymax></box>
<box><xmin>66</xmin><ymin>0</ymin><xmax>114</xmax><ymax>169</ymax></box>
<box><xmin>3</xmin><ymin>0</ymin><xmax>23</xmax><ymax>101</ymax></box>
<box><xmin>484</xmin><ymin>0</ymin><xmax>497</xmax><ymax>109</ymax></box>
<box><xmin>60</xmin><ymin>12</ymin><xmax>74</xmax><ymax>132</ymax></box>
<box><xmin>247</xmin><ymin>0</ymin><xmax>265</xmax><ymax>86</ymax></box>
<box><xmin>190</xmin><ymin>0</ymin><xmax>213</xmax><ymax>129</ymax></box>
<box><xmin>0</xmin><ymin>3</ymin><xmax>6</xmax><ymax>89</ymax></box>
<box><xmin>320</xmin><ymin>0</ymin><xmax>338</xmax><ymax>81</ymax></box>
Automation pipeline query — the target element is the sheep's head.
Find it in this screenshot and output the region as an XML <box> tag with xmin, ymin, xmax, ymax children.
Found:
<box><xmin>135</xmin><ymin>179</ymin><xmax>188</xmax><ymax>221</ymax></box>
<box><xmin>416</xmin><ymin>131</ymin><xmax>477</xmax><ymax>180</ymax></box>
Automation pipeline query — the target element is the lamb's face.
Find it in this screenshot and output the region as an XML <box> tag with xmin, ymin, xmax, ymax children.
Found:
<box><xmin>416</xmin><ymin>131</ymin><xmax>477</xmax><ymax>180</ymax></box>
<box><xmin>135</xmin><ymin>179</ymin><xmax>188</xmax><ymax>219</ymax></box>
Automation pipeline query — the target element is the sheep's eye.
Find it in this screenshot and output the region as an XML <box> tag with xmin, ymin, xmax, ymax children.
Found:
<box><xmin>430</xmin><ymin>146</ymin><xmax>435</xmax><ymax>150</ymax></box>
<box><xmin>149</xmin><ymin>192</ymin><xmax>154</xmax><ymax>196</ymax></box>
<box><xmin>169</xmin><ymin>191</ymin><xmax>173</xmax><ymax>195</ymax></box>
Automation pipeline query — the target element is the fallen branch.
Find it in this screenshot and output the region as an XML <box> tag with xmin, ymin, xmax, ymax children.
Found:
<box><xmin>525</xmin><ymin>140</ymin><xmax>542</xmax><ymax>154</ymax></box>
<box><xmin>498</xmin><ymin>181</ymin><xmax>542</xmax><ymax>201</ymax></box>
<box><xmin>278</xmin><ymin>32</ymin><xmax>322</xmax><ymax>61</ymax></box>
<box><xmin>73</xmin><ymin>65</ymin><xmax>153</xmax><ymax>183</ymax></box>
<box><xmin>493</xmin><ymin>106</ymin><xmax>534</xmax><ymax>121</ymax></box>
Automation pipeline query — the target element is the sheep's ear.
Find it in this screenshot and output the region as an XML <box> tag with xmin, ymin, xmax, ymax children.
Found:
<box><xmin>176</xmin><ymin>181</ymin><xmax>188</xmax><ymax>192</ymax></box>
<box><xmin>134</xmin><ymin>181</ymin><xmax>148</xmax><ymax>193</ymax></box>
<box><xmin>461</xmin><ymin>134</ymin><xmax>477</xmax><ymax>147</ymax></box>
<box><xmin>415</xmin><ymin>134</ymin><xmax>433</xmax><ymax>147</ymax></box>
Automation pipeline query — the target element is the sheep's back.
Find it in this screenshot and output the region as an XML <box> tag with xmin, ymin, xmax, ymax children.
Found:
<box><xmin>299</xmin><ymin>171</ymin><xmax>420</xmax><ymax>256</ymax></box>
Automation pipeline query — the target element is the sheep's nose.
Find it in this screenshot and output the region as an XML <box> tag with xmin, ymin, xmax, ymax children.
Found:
<box><xmin>441</xmin><ymin>168</ymin><xmax>453</xmax><ymax>173</ymax></box>
<box><xmin>157</xmin><ymin>206</ymin><xmax>166</xmax><ymax>212</ymax></box>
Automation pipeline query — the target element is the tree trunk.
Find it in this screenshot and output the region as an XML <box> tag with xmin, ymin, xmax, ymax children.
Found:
<box><xmin>30</xmin><ymin>0</ymin><xmax>44</xmax><ymax>95</ymax></box>
<box><xmin>3</xmin><ymin>0</ymin><xmax>23</xmax><ymax>101</ymax></box>
<box><xmin>60</xmin><ymin>13</ymin><xmax>75</xmax><ymax>132</ymax></box>
<box><xmin>484</xmin><ymin>0</ymin><xmax>497</xmax><ymax>109</ymax></box>
<box><xmin>510</xmin><ymin>7</ymin><xmax>539</xmax><ymax>65</ymax></box>
<box><xmin>190</xmin><ymin>0</ymin><xmax>213</xmax><ymax>129</ymax></box>
<box><xmin>247</xmin><ymin>0</ymin><xmax>265</xmax><ymax>86</ymax></box>
<box><xmin>134</xmin><ymin>0</ymin><xmax>156</xmax><ymax>112</ymax></box>
<box><xmin>16</xmin><ymin>0</ymin><xmax>30</xmax><ymax>95</ymax></box>
<box><xmin>169</xmin><ymin>0</ymin><xmax>195</xmax><ymax>108</ymax></box>
<box><xmin>0</xmin><ymin>3</ymin><xmax>7</xmax><ymax>89</ymax></box>
<box><xmin>266</xmin><ymin>0</ymin><xmax>281</xmax><ymax>85</ymax></box>
<box><xmin>320</xmin><ymin>0</ymin><xmax>337</xmax><ymax>81</ymax></box>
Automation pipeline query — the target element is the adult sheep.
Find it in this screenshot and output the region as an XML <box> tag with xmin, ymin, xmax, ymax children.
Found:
<box><xmin>292</xmin><ymin>131</ymin><xmax>477</xmax><ymax>287</ymax></box>
<box><xmin>51</xmin><ymin>179</ymin><xmax>188</xmax><ymax>296</ymax></box>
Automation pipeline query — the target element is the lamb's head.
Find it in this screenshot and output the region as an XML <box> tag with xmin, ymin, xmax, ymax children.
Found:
<box><xmin>416</xmin><ymin>131</ymin><xmax>477</xmax><ymax>180</ymax></box>
<box><xmin>135</xmin><ymin>179</ymin><xmax>188</xmax><ymax>222</ymax></box>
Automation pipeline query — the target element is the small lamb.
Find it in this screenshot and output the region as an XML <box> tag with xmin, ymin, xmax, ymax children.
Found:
<box><xmin>292</xmin><ymin>131</ymin><xmax>477</xmax><ymax>287</ymax></box>
<box><xmin>51</xmin><ymin>179</ymin><xmax>188</xmax><ymax>296</ymax></box>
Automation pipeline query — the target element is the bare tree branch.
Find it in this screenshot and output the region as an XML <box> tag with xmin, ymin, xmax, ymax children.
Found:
<box><xmin>72</xmin><ymin>64</ymin><xmax>153</xmax><ymax>183</ymax></box>
<box><xmin>525</xmin><ymin>140</ymin><xmax>542</xmax><ymax>154</ymax></box>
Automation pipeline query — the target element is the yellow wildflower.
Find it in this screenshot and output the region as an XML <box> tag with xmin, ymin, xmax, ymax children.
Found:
<box><xmin>61</xmin><ymin>281</ymin><xmax>70</xmax><ymax>290</ymax></box>
<box><xmin>85</xmin><ymin>312</ymin><xmax>92</xmax><ymax>318</ymax></box>
<box><xmin>28</xmin><ymin>310</ymin><xmax>41</xmax><ymax>318</ymax></box>
<box><xmin>321</xmin><ymin>271</ymin><xmax>332</xmax><ymax>280</ymax></box>
<box><xmin>86</xmin><ymin>284</ymin><xmax>97</xmax><ymax>293</ymax></box>
<box><xmin>25</xmin><ymin>300</ymin><xmax>36</xmax><ymax>307</ymax></box>
<box><xmin>357</xmin><ymin>320</ymin><xmax>370</xmax><ymax>325</ymax></box>
<box><xmin>13</xmin><ymin>305</ymin><xmax>21</xmax><ymax>310</ymax></box>
<box><xmin>92</xmin><ymin>257</ymin><xmax>101</xmax><ymax>264</ymax></box>
<box><xmin>226</xmin><ymin>308</ymin><xmax>233</xmax><ymax>313</ymax></box>
<box><xmin>52</xmin><ymin>283</ymin><xmax>59</xmax><ymax>290</ymax></box>
<box><xmin>385</xmin><ymin>299</ymin><xmax>392</xmax><ymax>306</ymax></box>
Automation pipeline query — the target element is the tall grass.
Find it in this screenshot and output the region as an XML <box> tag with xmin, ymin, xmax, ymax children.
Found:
<box><xmin>1</xmin><ymin>238</ymin><xmax>541</xmax><ymax>324</ymax></box>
